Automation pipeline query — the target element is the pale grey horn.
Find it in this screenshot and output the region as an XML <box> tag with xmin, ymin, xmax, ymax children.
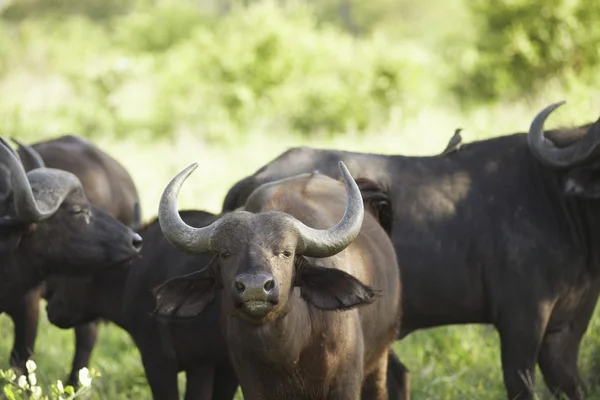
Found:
<box><xmin>0</xmin><ymin>136</ymin><xmax>55</xmax><ymax>222</ymax></box>
<box><xmin>158</xmin><ymin>163</ymin><xmax>220</xmax><ymax>254</ymax></box>
<box><xmin>11</xmin><ymin>138</ymin><xmax>45</xmax><ymax>170</ymax></box>
<box><xmin>291</xmin><ymin>161</ymin><xmax>364</xmax><ymax>258</ymax></box>
<box><xmin>0</xmin><ymin>137</ymin><xmax>22</xmax><ymax>165</ymax></box>
<box><xmin>131</xmin><ymin>201</ymin><xmax>142</xmax><ymax>231</ymax></box>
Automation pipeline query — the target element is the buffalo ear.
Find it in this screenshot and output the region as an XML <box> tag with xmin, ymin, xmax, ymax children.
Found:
<box><xmin>295</xmin><ymin>256</ymin><xmax>377</xmax><ymax>311</ymax></box>
<box><xmin>355</xmin><ymin>178</ymin><xmax>394</xmax><ymax>236</ymax></box>
<box><xmin>563</xmin><ymin>166</ymin><xmax>600</xmax><ymax>198</ymax></box>
<box><xmin>152</xmin><ymin>261</ymin><xmax>218</xmax><ymax>320</ymax></box>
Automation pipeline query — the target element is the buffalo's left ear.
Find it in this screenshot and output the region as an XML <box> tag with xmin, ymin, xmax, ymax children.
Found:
<box><xmin>295</xmin><ymin>256</ymin><xmax>377</xmax><ymax>311</ymax></box>
<box><xmin>563</xmin><ymin>166</ymin><xmax>600</xmax><ymax>198</ymax></box>
<box><xmin>152</xmin><ymin>262</ymin><xmax>218</xmax><ymax>320</ymax></box>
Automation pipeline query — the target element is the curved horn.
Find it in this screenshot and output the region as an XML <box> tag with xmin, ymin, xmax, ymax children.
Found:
<box><xmin>11</xmin><ymin>138</ymin><xmax>45</xmax><ymax>170</ymax></box>
<box><xmin>158</xmin><ymin>163</ymin><xmax>220</xmax><ymax>254</ymax></box>
<box><xmin>291</xmin><ymin>161</ymin><xmax>364</xmax><ymax>258</ymax></box>
<box><xmin>131</xmin><ymin>201</ymin><xmax>142</xmax><ymax>231</ymax></box>
<box><xmin>0</xmin><ymin>137</ymin><xmax>22</xmax><ymax>165</ymax></box>
<box><xmin>528</xmin><ymin>101</ymin><xmax>600</xmax><ymax>168</ymax></box>
<box><xmin>0</xmin><ymin>137</ymin><xmax>56</xmax><ymax>222</ymax></box>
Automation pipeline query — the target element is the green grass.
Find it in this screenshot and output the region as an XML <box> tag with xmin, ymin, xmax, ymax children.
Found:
<box><xmin>2</xmin><ymin>97</ymin><xmax>600</xmax><ymax>399</ymax></box>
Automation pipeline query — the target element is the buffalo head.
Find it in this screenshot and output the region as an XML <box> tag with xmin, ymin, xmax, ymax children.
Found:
<box><xmin>0</xmin><ymin>137</ymin><xmax>142</xmax><ymax>278</ymax></box>
<box><xmin>153</xmin><ymin>162</ymin><xmax>375</xmax><ymax>323</ymax></box>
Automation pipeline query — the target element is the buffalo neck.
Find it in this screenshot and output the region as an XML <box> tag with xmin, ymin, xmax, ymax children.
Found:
<box><xmin>224</xmin><ymin>289</ymin><xmax>343</xmax><ymax>400</ymax></box>
<box><xmin>91</xmin><ymin>266</ymin><xmax>130</xmax><ymax>328</ymax></box>
<box><xmin>0</xmin><ymin>246</ymin><xmax>48</xmax><ymax>306</ymax></box>
<box><xmin>529</xmin><ymin>158</ymin><xmax>600</xmax><ymax>272</ymax></box>
<box><xmin>226</xmin><ymin>288</ymin><xmax>312</xmax><ymax>368</ymax></box>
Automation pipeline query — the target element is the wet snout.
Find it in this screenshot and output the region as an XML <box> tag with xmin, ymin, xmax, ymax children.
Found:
<box><xmin>109</xmin><ymin>225</ymin><xmax>143</xmax><ymax>263</ymax></box>
<box><xmin>231</xmin><ymin>271</ymin><xmax>279</xmax><ymax>319</ymax></box>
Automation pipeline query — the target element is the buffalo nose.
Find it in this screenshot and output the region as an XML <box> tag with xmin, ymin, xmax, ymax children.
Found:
<box><xmin>233</xmin><ymin>272</ymin><xmax>279</xmax><ymax>303</ymax></box>
<box><xmin>131</xmin><ymin>232</ymin><xmax>143</xmax><ymax>250</ymax></box>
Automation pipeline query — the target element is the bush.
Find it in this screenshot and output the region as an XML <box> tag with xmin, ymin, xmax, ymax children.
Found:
<box><xmin>0</xmin><ymin>0</ymin><xmax>440</xmax><ymax>144</ymax></box>
<box><xmin>453</xmin><ymin>0</ymin><xmax>600</xmax><ymax>104</ymax></box>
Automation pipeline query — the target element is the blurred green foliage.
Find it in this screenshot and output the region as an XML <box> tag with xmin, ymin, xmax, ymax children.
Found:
<box><xmin>455</xmin><ymin>0</ymin><xmax>600</xmax><ymax>104</ymax></box>
<box><xmin>2</xmin><ymin>0</ymin><xmax>596</xmax><ymax>142</ymax></box>
<box><xmin>0</xmin><ymin>0</ymin><xmax>442</xmax><ymax>143</ymax></box>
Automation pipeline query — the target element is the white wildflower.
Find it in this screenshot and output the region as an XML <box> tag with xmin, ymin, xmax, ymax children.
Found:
<box><xmin>25</xmin><ymin>360</ymin><xmax>37</xmax><ymax>373</ymax></box>
<box><xmin>17</xmin><ymin>374</ymin><xmax>28</xmax><ymax>388</ymax></box>
<box><xmin>56</xmin><ymin>379</ymin><xmax>64</xmax><ymax>392</ymax></box>
<box><xmin>28</xmin><ymin>372</ymin><xmax>37</xmax><ymax>386</ymax></box>
<box><xmin>31</xmin><ymin>385</ymin><xmax>43</xmax><ymax>399</ymax></box>
<box><xmin>78</xmin><ymin>367</ymin><xmax>92</xmax><ymax>387</ymax></box>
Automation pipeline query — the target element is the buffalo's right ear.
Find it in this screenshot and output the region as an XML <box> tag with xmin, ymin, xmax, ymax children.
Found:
<box><xmin>152</xmin><ymin>262</ymin><xmax>218</xmax><ymax>320</ymax></box>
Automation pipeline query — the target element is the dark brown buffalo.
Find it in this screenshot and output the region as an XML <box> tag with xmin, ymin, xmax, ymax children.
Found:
<box><xmin>44</xmin><ymin>177</ymin><xmax>397</xmax><ymax>400</ymax></box>
<box><xmin>0</xmin><ymin>135</ymin><xmax>142</xmax><ymax>319</ymax></box>
<box><xmin>220</xmin><ymin>101</ymin><xmax>599</xmax><ymax>400</ymax></box>
<box><xmin>154</xmin><ymin>162</ymin><xmax>401</xmax><ymax>400</ymax></box>
<box><xmin>17</xmin><ymin>135</ymin><xmax>140</xmax><ymax>225</ymax></box>
<box><xmin>4</xmin><ymin>135</ymin><xmax>141</xmax><ymax>386</ymax></box>
<box><xmin>44</xmin><ymin>210</ymin><xmax>238</xmax><ymax>400</ymax></box>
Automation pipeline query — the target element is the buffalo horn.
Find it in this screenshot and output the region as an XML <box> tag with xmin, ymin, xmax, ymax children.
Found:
<box><xmin>289</xmin><ymin>161</ymin><xmax>364</xmax><ymax>258</ymax></box>
<box><xmin>0</xmin><ymin>137</ymin><xmax>22</xmax><ymax>165</ymax></box>
<box><xmin>0</xmin><ymin>137</ymin><xmax>56</xmax><ymax>222</ymax></box>
<box><xmin>158</xmin><ymin>161</ymin><xmax>364</xmax><ymax>258</ymax></box>
<box><xmin>11</xmin><ymin>138</ymin><xmax>45</xmax><ymax>169</ymax></box>
<box><xmin>158</xmin><ymin>163</ymin><xmax>221</xmax><ymax>254</ymax></box>
<box><xmin>528</xmin><ymin>101</ymin><xmax>600</xmax><ymax>168</ymax></box>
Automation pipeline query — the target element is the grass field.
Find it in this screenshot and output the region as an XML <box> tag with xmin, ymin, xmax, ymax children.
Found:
<box><xmin>2</xmin><ymin>98</ymin><xmax>600</xmax><ymax>399</ymax></box>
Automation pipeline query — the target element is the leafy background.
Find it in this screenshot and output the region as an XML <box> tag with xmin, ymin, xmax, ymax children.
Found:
<box><xmin>0</xmin><ymin>0</ymin><xmax>600</xmax><ymax>398</ymax></box>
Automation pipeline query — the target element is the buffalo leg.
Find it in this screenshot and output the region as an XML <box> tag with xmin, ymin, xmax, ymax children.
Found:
<box><xmin>8</xmin><ymin>288</ymin><xmax>41</xmax><ymax>375</ymax></box>
<box><xmin>66</xmin><ymin>321</ymin><xmax>99</xmax><ymax>387</ymax></box>
<box><xmin>212</xmin><ymin>365</ymin><xmax>239</xmax><ymax>400</ymax></box>
<box><xmin>386</xmin><ymin>350</ymin><xmax>410</xmax><ymax>400</ymax></box>
<box><xmin>537</xmin><ymin>329</ymin><xmax>583</xmax><ymax>400</ymax></box>
<box><xmin>139</xmin><ymin>342</ymin><xmax>180</xmax><ymax>400</ymax></box>
<box><xmin>361</xmin><ymin>350</ymin><xmax>389</xmax><ymax>400</ymax></box>
<box><xmin>537</xmin><ymin>296</ymin><xmax>596</xmax><ymax>400</ymax></box>
<box><xmin>184</xmin><ymin>366</ymin><xmax>214</xmax><ymax>400</ymax></box>
<box><xmin>497</xmin><ymin>307</ymin><xmax>551</xmax><ymax>400</ymax></box>
<box><xmin>329</xmin><ymin>339</ymin><xmax>364</xmax><ymax>400</ymax></box>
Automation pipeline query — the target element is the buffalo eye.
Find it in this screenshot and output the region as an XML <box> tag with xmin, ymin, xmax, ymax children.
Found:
<box><xmin>277</xmin><ymin>250</ymin><xmax>292</xmax><ymax>258</ymax></box>
<box><xmin>220</xmin><ymin>251</ymin><xmax>231</xmax><ymax>260</ymax></box>
<box><xmin>69</xmin><ymin>205</ymin><xmax>84</xmax><ymax>215</ymax></box>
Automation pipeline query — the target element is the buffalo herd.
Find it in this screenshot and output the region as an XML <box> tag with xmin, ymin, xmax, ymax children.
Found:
<box><xmin>0</xmin><ymin>100</ymin><xmax>599</xmax><ymax>399</ymax></box>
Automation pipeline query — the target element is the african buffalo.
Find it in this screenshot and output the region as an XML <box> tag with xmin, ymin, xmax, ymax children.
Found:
<box><xmin>154</xmin><ymin>161</ymin><xmax>401</xmax><ymax>400</ymax></box>
<box><xmin>4</xmin><ymin>134</ymin><xmax>141</xmax><ymax>386</ymax></box>
<box><xmin>0</xmin><ymin>134</ymin><xmax>142</xmax><ymax>307</ymax></box>
<box><xmin>220</xmin><ymin>101</ymin><xmax>598</xmax><ymax>400</ymax></box>
<box><xmin>45</xmin><ymin>210</ymin><xmax>239</xmax><ymax>400</ymax></box>
<box><xmin>16</xmin><ymin>135</ymin><xmax>141</xmax><ymax>226</ymax></box>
